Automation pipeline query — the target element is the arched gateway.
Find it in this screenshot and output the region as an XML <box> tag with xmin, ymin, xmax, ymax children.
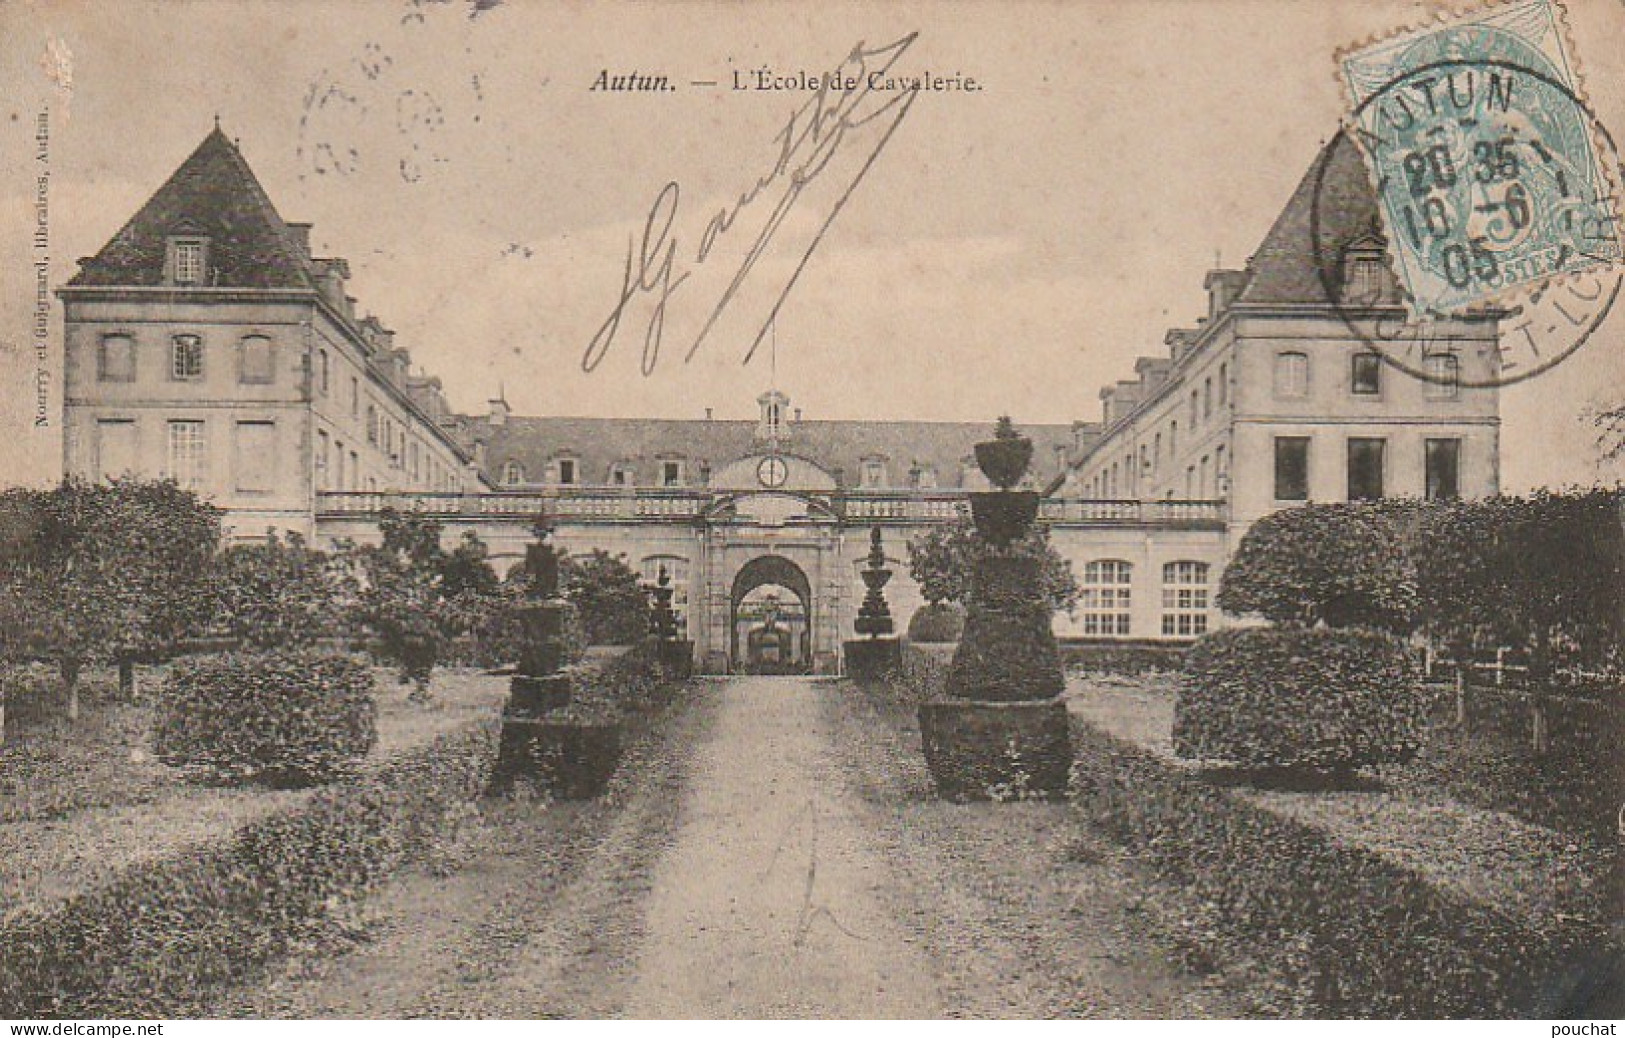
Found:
<box><xmin>729</xmin><ymin>555</ymin><xmax>814</xmax><ymax>674</ymax></box>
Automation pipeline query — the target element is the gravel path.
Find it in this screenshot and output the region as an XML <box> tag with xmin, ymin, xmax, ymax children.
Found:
<box><xmin>622</xmin><ymin>676</ymin><xmax>941</xmax><ymax>1017</ymax></box>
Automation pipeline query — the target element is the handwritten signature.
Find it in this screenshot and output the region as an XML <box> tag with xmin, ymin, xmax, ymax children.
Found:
<box><xmin>582</xmin><ymin>33</ymin><xmax>922</xmax><ymax>376</ymax></box>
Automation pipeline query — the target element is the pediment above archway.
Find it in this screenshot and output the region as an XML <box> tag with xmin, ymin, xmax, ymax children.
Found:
<box><xmin>710</xmin><ymin>452</ymin><xmax>836</xmax><ymax>494</ymax></box>
<box><xmin>705</xmin><ymin>492</ymin><xmax>838</xmax><ymax>527</ymax></box>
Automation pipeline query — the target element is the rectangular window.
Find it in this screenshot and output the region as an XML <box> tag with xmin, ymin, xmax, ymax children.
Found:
<box><xmin>1352</xmin><ymin>352</ymin><xmax>1382</xmax><ymax>395</ymax></box>
<box><xmin>1348</xmin><ymin>437</ymin><xmax>1386</xmax><ymax>500</ymax></box>
<box><xmin>171</xmin><ymin>335</ymin><xmax>204</xmax><ymax>381</ymax></box>
<box><xmin>166</xmin><ymin>420</ymin><xmax>206</xmax><ymax>489</ymax></box>
<box><xmin>350</xmin><ymin>377</ymin><xmax>359</xmax><ymax>416</ymax></box>
<box><xmin>238</xmin><ymin>335</ymin><xmax>274</xmax><ymax>384</ymax></box>
<box><xmin>1218</xmin><ymin>362</ymin><xmax>1228</xmax><ymax>407</ymax></box>
<box><xmin>1274</xmin><ymin>437</ymin><xmax>1310</xmax><ymax>501</ymax></box>
<box><xmin>1160</xmin><ymin>561</ymin><xmax>1211</xmax><ymax>638</ymax></box>
<box><xmin>335</xmin><ymin>440</ymin><xmax>346</xmax><ymax>490</ymax></box>
<box><xmin>350</xmin><ymin>450</ymin><xmax>359</xmax><ymax>490</ymax></box>
<box><xmin>99</xmin><ymin>334</ymin><xmax>136</xmax><ymax>382</ymax></box>
<box><xmin>234</xmin><ymin>421</ymin><xmax>275</xmax><ymax>493</ymax></box>
<box><xmin>558</xmin><ymin>459</ymin><xmax>576</xmax><ymax>485</ymax></box>
<box><xmin>96</xmin><ymin>419</ymin><xmax>137</xmax><ymax>480</ymax></box>
<box><xmin>1425</xmin><ymin>438</ymin><xmax>1461</xmax><ymax>501</ymax></box>
<box><xmin>317</xmin><ymin>429</ymin><xmax>331</xmax><ymax>491</ymax></box>
<box><xmin>1080</xmin><ymin>560</ymin><xmax>1133</xmax><ymax>636</ymax></box>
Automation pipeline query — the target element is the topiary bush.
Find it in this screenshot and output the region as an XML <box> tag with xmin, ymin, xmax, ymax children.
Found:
<box><xmin>1173</xmin><ymin>627</ymin><xmax>1427</xmax><ymax>773</ymax></box>
<box><xmin>154</xmin><ymin>650</ymin><xmax>378</xmax><ymax>786</ymax></box>
<box><xmin>906</xmin><ymin>602</ymin><xmax>965</xmax><ymax>643</ymax></box>
<box><xmin>1216</xmin><ymin>501</ymin><xmax>1419</xmax><ymax>633</ymax></box>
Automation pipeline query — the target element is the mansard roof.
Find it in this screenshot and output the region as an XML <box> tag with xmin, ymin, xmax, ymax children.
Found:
<box><xmin>1239</xmin><ymin>131</ymin><xmax>1398</xmax><ymax>307</ymax></box>
<box><xmin>69</xmin><ymin>126</ymin><xmax>314</xmax><ymax>289</ymax></box>
<box><xmin>459</xmin><ymin>414</ymin><xmax>1081</xmax><ymax>491</ymax></box>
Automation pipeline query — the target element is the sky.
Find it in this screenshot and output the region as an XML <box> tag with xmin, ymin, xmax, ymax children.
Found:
<box><xmin>2</xmin><ymin>0</ymin><xmax>1624</xmax><ymax>491</ymax></box>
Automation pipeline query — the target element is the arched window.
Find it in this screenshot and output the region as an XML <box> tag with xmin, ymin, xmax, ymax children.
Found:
<box><xmin>317</xmin><ymin>349</ymin><xmax>330</xmax><ymax>394</ymax></box>
<box><xmin>1424</xmin><ymin>353</ymin><xmax>1460</xmax><ymax>400</ymax></box>
<box><xmin>1080</xmin><ymin>560</ymin><xmax>1133</xmax><ymax>636</ymax></box>
<box><xmin>1161</xmin><ymin>561</ymin><xmax>1210</xmax><ymax>637</ymax></box>
<box><xmin>366</xmin><ymin>404</ymin><xmax>378</xmax><ymax>445</ymax></box>
<box><xmin>1275</xmin><ymin>351</ymin><xmax>1309</xmax><ymax>398</ymax></box>
<box><xmin>238</xmin><ymin>334</ymin><xmax>274</xmax><ymax>384</ymax></box>
<box><xmin>501</xmin><ymin>460</ymin><xmax>525</xmax><ymax>486</ymax></box>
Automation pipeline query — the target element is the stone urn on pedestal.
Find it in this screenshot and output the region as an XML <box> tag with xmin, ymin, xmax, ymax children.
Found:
<box><xmin>649</xmin><ymin>565</ymin><xmax>694</xmax><ymax>680</ymax></box>
<box><xmin>490</xmin><ymin>519</ymin><xmax>621</xmax><ymax>799</ymax></box>
<box><xmin>918</xmin><ymin>417</ymin><xmax>1072</xmax><ymax>800</ymax></box>
<box><xmin>845</xmin><ymin>526</ymin><xmax>903</xmax><ymax>681</ymax></box>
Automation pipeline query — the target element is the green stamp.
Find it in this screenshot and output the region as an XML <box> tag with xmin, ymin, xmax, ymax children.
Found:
<box><xmin>1340</xmin><ymin>0</ymin><xmax>1622</xmax><ymax>316</ymax></box>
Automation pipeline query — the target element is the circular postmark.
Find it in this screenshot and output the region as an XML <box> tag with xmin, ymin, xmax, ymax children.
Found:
<box><xmin>1311</xmin><ymin>55</ymin><xmax>1624</xmax><ymax>388</ymax></box>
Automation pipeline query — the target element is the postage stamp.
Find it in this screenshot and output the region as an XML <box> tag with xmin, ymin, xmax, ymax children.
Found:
<box><xmin>1338</xmin><ymin>0</ymin><xmax>1623</xmax><ymax>318</ymax></box>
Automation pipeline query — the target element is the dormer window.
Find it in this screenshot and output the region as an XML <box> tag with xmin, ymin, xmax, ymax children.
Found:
<box><xmin>1341</xmin><ymin>235</ymin><xmax>1389</xmax><ymax>305</ymax></box>
<box><xmin>662</xmin><ymin>460</ymin><xmax>685</xmax><ymax>487</ymax></box>
<box><xmin>167</xmin><ymin>237</ymin><xmax>208</xmax><ymax>286</ymax></box>
<box><xmin>861</xmin><ymin>458</ymin><xmax>887</xmax><ymax>489</ymax></box>
<box><xmin>502</xmin><ymin>461</ymin><xmax>525</xmax><ymax>486</ymax></box>
<box><xmin>556</xmin><ymin>458</ymin><xmax>577</xmax><ymax>485</ymax></box>
<box><xmin>611</xmin><ymin>463</ymin><xmax>635</xmax><ymax>488</ymax></box>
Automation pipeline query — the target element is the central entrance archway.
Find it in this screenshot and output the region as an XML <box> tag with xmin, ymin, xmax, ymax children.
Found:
<box><xmin>729</xmin><ymin>554</ymin><xmax>814</xmax><ymax>674</ymax></box>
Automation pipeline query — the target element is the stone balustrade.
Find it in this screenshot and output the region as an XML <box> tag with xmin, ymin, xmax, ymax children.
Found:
<box><xmin>317</xmin><ymin>490</ymin><xmax>1226</xmax><ymax>528</ymax></box>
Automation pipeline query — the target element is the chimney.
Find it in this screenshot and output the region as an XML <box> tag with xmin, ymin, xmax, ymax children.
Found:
<box><xmin>488</xmin><ymin>397</ymin><xmax>509</xmax><ymax>427</ymax></box>
<box><xmin>794</xmin><ymin>407</ymin><xmax>803</xmax><ymax>422</ymax></box>
<box><xmin>286</xmin><ymin>222</ymin><xmax>313</xmax><ymax>261</ymax></box>
<box><xmin>1165</xmin><ymin>328</ymin><xmax>1198</xmax><ymax>362</ymax></box>
<box><xmin>1204</xmin><ymin>268</ymin><xmax>1251</xmax><ymax>321</ymax></box>
<box><xmin>705</xmin><ymin>407</ymin><xmax>713</xmax><ymax>420</ymax></box>
<box><xmin>473</xmin><ymin>440</ymin><xmax>488</xmax><ymax>468</ymax></box>
<box><xmin>1071</xmin><ymin>420</ymin><xmax>1098</xmax><ymax>453</ymax></box>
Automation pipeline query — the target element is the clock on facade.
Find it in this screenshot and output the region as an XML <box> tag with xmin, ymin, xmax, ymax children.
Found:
<box><xmin>757</xmin><ymin>455</ymin><xmax>789</xmax><ymax>488</ymax></box>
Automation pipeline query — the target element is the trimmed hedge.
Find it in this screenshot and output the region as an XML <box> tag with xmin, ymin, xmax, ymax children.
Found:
<box><xmin>906</xmin><ymin>603</ymin><xmax>965</xmax><ymax>643</ymax></box>
<box><xmin>1173</xmin><ymin>627</ymin><xmax>1427</xmax><ymax>772</ymax></box>
<box><xmin>1072</xmin><ymin>718</ymin><xmax>1614</xmax><ymax>1017</ymax></box>
<box><xmin>0</xmin><ymin>719</ymin><xmax>498</xmax><ymax>1017</ymax></box>
<box><xmin>0</xmin><ymin>647</ymin><xmax>685</xmax><ymax>1017</ymax></box>
<box><xmin>1059</xmin><ymin>639</ymin><xmax>1187</xmax><ymax>675</ymax></box>
<box><xmin>153</xmin><ymin>650</ymin><xmax>378</xmax><ymax>786</ymax></box>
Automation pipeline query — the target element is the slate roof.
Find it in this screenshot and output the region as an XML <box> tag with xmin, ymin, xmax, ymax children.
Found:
<box><xmin>457</xmin><ymin>415</ymin><xmax>1086</xmax><ymax>491</ymax></box>
<box><xmin>1238</xmin><ymin>131</ymin><xmax>1400</xmax><ymax>307</ymax></box>
<box><xmin>69</xmin><ymin>127</ymin><xmax>314</xmax><ymax>289</ymax></box>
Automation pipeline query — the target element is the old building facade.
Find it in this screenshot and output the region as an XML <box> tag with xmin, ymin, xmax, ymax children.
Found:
<box><xmin>58</xmin><ymin>128</ymin><xmax>475</xmax><ymax>541</ymax></box>
<box><xmin>58</xmin><ymin>128</ymin><xmax>1499</xmax><ymax>673</ymax></box>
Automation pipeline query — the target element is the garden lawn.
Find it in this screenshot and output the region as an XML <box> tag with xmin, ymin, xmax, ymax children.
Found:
<box><xmin>0</xmin><ymin>666</ymin><xmax>507</xmax><ymax>924</ymax></box>
<box><xmin>1063</xmin><ymin>672</ymin><xmax>1611</xmax><ymax>931</ymax></box>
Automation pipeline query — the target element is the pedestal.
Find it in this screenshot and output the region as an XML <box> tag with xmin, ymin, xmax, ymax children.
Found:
<box><xmin>918</xmin><ymin>698</ymin><xmax>1072</xmax><ymax>801</ymax></box>
<box><xmin>658</xmin><ymin>639</ymin><xmax>695</xmax><ymax>680</ymax></box>
<box><xmin>844</xmin><ymin>637</ymin><xmax>902</xmax><ymax>682</ymax></box>
<box><xmin>508</xmin><ymin>673</ymin><xmax>573</xmax><ymax>714</ymax></box>
<box><xmin>489</xmin><ymin>717</ymin><xmax>623</xmax><ymax>799</ymax></box>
